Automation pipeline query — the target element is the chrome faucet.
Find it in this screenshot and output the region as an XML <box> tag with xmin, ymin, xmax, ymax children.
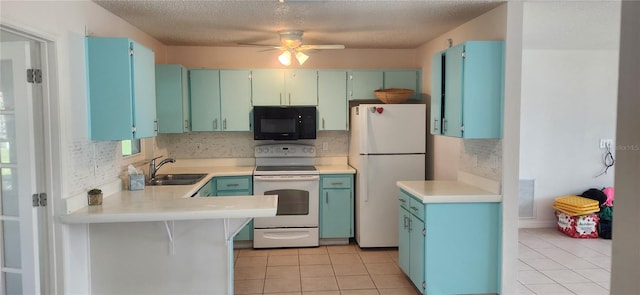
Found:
<box><xmin>149</xmin><ymin>156</ymin><xmax>175</xmax><ymax>180</ymax></box>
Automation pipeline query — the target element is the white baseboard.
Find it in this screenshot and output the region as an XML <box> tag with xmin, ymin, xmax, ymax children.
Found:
<box><xmin>518</xmin><ymin>219</ymin><xmax>557</xmax><ymax>228</ymax></box>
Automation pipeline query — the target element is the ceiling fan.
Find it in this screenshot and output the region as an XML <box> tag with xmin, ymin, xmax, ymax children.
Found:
<box><xmin>242</xmin><ymin>30</ymin><xmax>345</xmax><ymax>66</ymax></box>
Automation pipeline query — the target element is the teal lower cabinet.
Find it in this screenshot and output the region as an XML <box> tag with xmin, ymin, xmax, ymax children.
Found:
<box><xmin>398</xmin><ymin>193</ymin><xmax>425</xmax><ymax>293</ymax></box>
<box><xmin>209</xmin><ymin>176</ymin><xmax>254</xmax><ymax>241</ymax></box>
<box><xmin>398</xmin><ymin>190</ymin><xmax>501</xmax><ymax>295</ymax></box>
<box><xmin>197</xmin><ymin>179</ymin><xmax>214</xmax><ymax>197</ymax></box>
<box><xmin>319</xmin><ymin>174</ymin><xmax>354</xmax><ymax>240</ymax></box>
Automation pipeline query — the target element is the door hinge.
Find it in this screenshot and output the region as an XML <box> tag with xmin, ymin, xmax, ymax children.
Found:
<box><xmin>249</xmin><ymin>72</ymin><xmax>253</xmax><ymax>80</ymax></box>
<box><xmin>422</xmin><ymin>281</ymin><xmax>426</xmax><ymax>290</ymax></box>
<box><xmin>460</xmin><ymin>125</ymin><xmax>465</xmax><ymax>132</ymax></box>
<box><xmin>27</xmin><ymin>69</ymin><xmax>42</xmax><ymax>84</ymax></box>
<box><xmin>32</xmin><ymin>193</ymin><xmax>47</xmax><ymax>207</ymax></box>
<box><xmin>132</xmin><ymin>126</ymin><xmax>137</xmax><ymax>134</ymax></box>
<box><xmin>462</xmin><ymin>50</ymin><xmax>466</xmax><ymax>58</ymax></box>
<box><xmin>129</xmin><ymin>48</ymin><xmax>134</xmax><ymax>56</ymax></box>
<box><xmin>422</xmin><ymin>228</ymin><xmax>426</xmax><ymax>236</ymax></box>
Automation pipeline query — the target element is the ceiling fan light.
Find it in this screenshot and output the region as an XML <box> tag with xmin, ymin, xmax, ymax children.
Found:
<box><xmin>278</xmin><ymin>51</ymin><xmax>292</xmax><ymax>66</ymax></box>
<box><xmin>295</xmin><ymin>51</ymin><xmax>309</xmax><ymax>65</ymax></box>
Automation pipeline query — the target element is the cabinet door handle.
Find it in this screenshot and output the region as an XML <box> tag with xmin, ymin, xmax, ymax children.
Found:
<box><xmin>433</xmin><ymin>119</ymin><xmax>439</xmax><ymax>131</ymax></box>
<box><xmin>408</xmin><ymin>217</ymin><xmax>412</xmax><ymax>232</ymax></box>
<box><xmin>223</xmin><ymin>118</ymin><xmax>227</xmax><ymax>130</ymax></box>
<box><xmin>322</xmin><ymin>118</ymin><xmax>325</xmax><ymax>129</ymax></box>
<box><xmin>213</xmin><ymin>118</ymin><xmax>218</xmax><ymax>130</ymax></box>
<box><xmin>288</xmin><ymin>93</ymin><xmax>291</xmax><ymax>105</ymax></box>
<box><xmin>403</xmin><ymin>215</ymin><xmax>408</xmax><ymax>229</ymax></box>
<box><xmin>443</xmin><ymin>119</ymin><xmax>448</xmax><ymax>133</ymax></box>
<box><xmin>325</xmin><ymin>192</ymin><xmax>329</xmax><ymax>204</ymax></box>
<box><xmin>279</xmin><ymin>93</ymin><xmax>282</xmax><ymax>105</ymax></box>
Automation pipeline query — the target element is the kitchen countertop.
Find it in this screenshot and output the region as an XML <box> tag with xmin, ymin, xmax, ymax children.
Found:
<box><xmin>397</xmin><ymin>180</ymin><xmax>502</xmax><ymax>203</ymax></box>
<box><xmin>60</xmin><ymin>164</ymin><xmax>354</xmax><ymax>224</ymax></box>
<box><xmin>59</xmin><ymin>166</ymin><xmax>273</xmax><ymax>224</ymax></box>
<box><xmin>316</xmin><ymin>165</ymin><xmax>356</xmax><ymax>174</ymax></box>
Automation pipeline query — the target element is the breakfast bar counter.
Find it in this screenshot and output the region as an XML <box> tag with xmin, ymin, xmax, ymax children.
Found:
<box><xmin>59</xmin><ymin>166</ymin><xmax>274</xmax><ymax>295</ymax></box>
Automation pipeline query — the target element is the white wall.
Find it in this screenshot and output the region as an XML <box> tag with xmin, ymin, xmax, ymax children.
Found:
<box><xmin>1</xmin><ymin>2</ymin><xmax>166</xmax><ymax>293</ymax></box>
<box><xmin>518</xmin><ymin>1</ymin><xmax>620</xmax><ymax>227</ymax></box>
<box><xmin>610</xmin><ymin>1</ymin><xmax>640</xmax><ymax>293</ymax></box>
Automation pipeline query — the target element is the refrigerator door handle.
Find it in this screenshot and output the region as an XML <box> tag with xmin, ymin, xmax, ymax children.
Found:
<box><xmin>361</xmin><ymin>158</ymin><xmax>369</xmax><ymax>202</ymax></box>
<box><xmin>360</xmin><ymin>107</ymin><xmax>369</xmax><ymax>154</ymax></box>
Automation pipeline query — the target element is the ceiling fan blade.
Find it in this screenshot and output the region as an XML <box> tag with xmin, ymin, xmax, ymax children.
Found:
<box><xmin>258</xmin><ymin>48</ymin><xmax>280</xmax><ymax>52</ymax></box>
<box><xmin>237</xmin><ymin>42</ymin><xmax>280</xmax><ymax>48</ymax></box>
<box><xmin>300</xmin><ymin>44</ymin><xmax>345</xmax><ymax>50</ymax></box>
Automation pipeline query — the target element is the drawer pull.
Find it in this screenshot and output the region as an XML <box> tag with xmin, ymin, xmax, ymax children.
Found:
<box><xmin>410</xmin><ymin>206</ymin><xmax>419</xmax><ymax>211</ymax></box>
<box><xmin>331</xmin><ymin>182</ymin><xmax>344</xmax><ymax>186</ymax></box>
<box><xmin>226</xmin><ymin>184</ymin><xmax>239</xmax><ymax>187</ymax></box>
<box><xmin>398</xmin><ymin>198</ymin><xmax>407</xmax><ymax>203</ymax></box>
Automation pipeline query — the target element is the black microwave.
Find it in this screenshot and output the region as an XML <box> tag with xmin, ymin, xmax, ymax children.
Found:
<box><xmin>253</xmin><ymin>106</ymin><xmax>317</xmax><ymax>140</ymax></box>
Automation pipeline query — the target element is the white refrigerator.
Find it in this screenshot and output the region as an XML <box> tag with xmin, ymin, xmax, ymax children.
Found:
<box><xmin>348</xmin><ymin>104</ymin><xmax>426</xmax><ymax>247</ymax></box>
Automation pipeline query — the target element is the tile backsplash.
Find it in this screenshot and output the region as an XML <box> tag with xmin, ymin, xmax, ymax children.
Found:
<box><xmin>66</xmin><ymin>140</ymin><xmax>120</xmax><ymax>197</ymax></box>
<box><xmin>460</xmin><ymin>139</ymin><xmax>502</xmax><ymax>181</ymax></box>
<box><xmin>156</xmin><ymin>131</ymin><xmax>349</xmax><ymax>159</ymax></box>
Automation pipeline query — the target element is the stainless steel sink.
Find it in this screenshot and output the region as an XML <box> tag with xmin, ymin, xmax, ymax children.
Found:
<box><xmin>147</xmin><ymin>173</ymin><xmax>207</xmax><ymax>186</ymax></box>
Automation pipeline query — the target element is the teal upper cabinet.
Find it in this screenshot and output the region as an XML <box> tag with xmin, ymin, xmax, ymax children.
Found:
<box><xmin>384</xmin><ymin>70</ymin><xmax>420</xmax><ymax>99</ymax></box>
<box><xmin>317</xmin><ymin>71</ymin><xmax>348</xmax><ymax>131</ymax></box>
<box><xmin>86</xmin><ymin>37</ymin><xmax>156</xmax><ymax>140</ymax></box>
<box><xmin>190</xmin><ymin>69</ymin><xmax>252</xmax><ymax>132</ymax></box>
<box><xmin>252</xmin><ymin>69</ymin><xmax>318</xmax><ymax>106</ymax></box>
<box><xmin>431</xmin><ymin>41</ymin><xmax>504</xmax><ymax>138</ymax></box>
<box><xmin>189</xmin><ymin>69</ymin><xmax>221</xmax><ymax>131</ymax></box>
<box><xmin>155</xmin><ymin>64</ymin><xmax>189</xmax><ymax>133</ymax></box>
<box><xmin>430</xmin><ymin>53</ymin><xmax>444</xmax><ymax>135</ymax></box>
<box><xmin>348</xmin><ymin>70</ymin><xmax>383</xmax><ymax>100</ymax></box>
<box><xmin>220</xmin><ymin>70</ymin><xmax>252</xmax><ymax>131</ymax></box>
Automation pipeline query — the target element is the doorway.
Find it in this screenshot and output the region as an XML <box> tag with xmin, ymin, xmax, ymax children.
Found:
<box><xmin>0</xmin><ymin>27</ymin><xmax>51</xmax><ymax>295</ymax></box>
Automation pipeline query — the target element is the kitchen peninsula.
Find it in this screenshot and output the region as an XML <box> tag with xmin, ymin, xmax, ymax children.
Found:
<box><xmin>59</xmin><ymin>166</ymin><xmax>276</xmax><ymax>295</ymax></box>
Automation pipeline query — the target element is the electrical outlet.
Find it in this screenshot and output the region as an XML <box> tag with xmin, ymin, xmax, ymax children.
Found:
<box><xmin>599</xmin><ymin>139</ymin><xmax>613</xmax><ymax>149</ymax></box>
<box><xmin>490</xmin><ymin>155</ymin><xmax>499</xmax><ymax>168</ymax></box>
<box><xmin>322</xmin><ymin>142</ymin><xmax>329</xmax><ymax>151</ymax></box>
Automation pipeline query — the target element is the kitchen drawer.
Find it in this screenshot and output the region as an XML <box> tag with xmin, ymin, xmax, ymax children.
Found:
<box><xmin>408</xmin><ymin>197</ymin><xmax>424</xmax><ymax>221</ymax></box>
<box><xmin>399</xmin><ymin>190</ymin><xmax>411</xmax><ymax>210</ymax></box>
<box><xmin>321</xmin><ymin>175</ymin><xmax>352</xmax><ymax>189</ymax></box>
<box><xmin>215</xmin><ymin>177</ymin><xmax>251</xmax><ymax>191</ymax></box>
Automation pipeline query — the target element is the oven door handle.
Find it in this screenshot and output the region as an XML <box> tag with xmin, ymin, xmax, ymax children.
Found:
<box><xmin>253</xmin><ymin>175</ymin><xmax>320</xmax><ymax>181</ymax></box>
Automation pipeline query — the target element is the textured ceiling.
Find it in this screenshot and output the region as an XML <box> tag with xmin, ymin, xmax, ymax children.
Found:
<box><xmin>94</xmin><ymin>0</ymin><xmax>504</xmax><ymax>49</ymax></box>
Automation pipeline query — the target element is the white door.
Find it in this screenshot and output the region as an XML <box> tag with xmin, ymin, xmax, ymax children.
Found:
<box><xmin>0</xmin><ymin>30</ymin><xmax>46</xmax><ymax>295</ymax></box>
<box><xmin>358</xmin><ymin>104</ymin><xmax>426</xmax><ymax>154</ymax></box>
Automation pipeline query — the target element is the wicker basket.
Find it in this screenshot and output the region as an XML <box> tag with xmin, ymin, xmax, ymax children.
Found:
<box><xmin>374</xmin><ymin>88</ymin><xmax>414</xmax><ymax>104</ymax></box>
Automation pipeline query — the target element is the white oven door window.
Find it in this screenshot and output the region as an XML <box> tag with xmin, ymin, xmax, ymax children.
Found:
<box><xmin>253</xmin><ymin>175</ymin><xmax>319</xmax><ymax>228</ymax></box>
<box><xmin>267</xmin><ymin>189</ymin><xmax>309</xmax><ymax>215</ymax></box>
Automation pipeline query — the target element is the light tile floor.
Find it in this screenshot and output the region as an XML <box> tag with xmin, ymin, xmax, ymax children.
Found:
<box><xmin>518</xmin><ymin>228</ymin><xmax>612</xmax><ymax>295</ymax></box>
<box><xmin>233</xmin><ymin>244</ymin><xmax>419</xmax><ymax>294</ymax></box>
<box><xmin>234</xmin><ymin>228</ymin><xmax>613</xmax><ymax>295</ymax></box>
